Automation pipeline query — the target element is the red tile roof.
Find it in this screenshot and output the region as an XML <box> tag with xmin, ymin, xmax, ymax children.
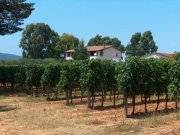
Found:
<box><xmin>154</xmin><ymin>52</ymin><xmax>176</xmax><ymax>59</ymax></box>
<box><xmin>65</xmin><ymin>45</ymin><xmax>113</xmax><ymax>53</ymax></box>
<box><xmin>65</xmin><ymin>49</ymin><xmax>75</xmax><ymax>53</ymax></box>
<box><xmin>87</xmin><ymin>45</ymin><xmax>112</xmax><ymax>51</ymax></box>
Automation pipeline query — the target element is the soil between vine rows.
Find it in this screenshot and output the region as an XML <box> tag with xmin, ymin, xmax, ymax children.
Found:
<box><xmin>0</xmin><ymin>95</ymin><xmax>180</xmax><ymax>135</ymax></box>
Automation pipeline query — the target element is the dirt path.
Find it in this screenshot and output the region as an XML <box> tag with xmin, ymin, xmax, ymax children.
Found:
<box><xmin>0</xmin><ymin>96</ymin><xmax>179</xmax><ymax>135</ymax></box>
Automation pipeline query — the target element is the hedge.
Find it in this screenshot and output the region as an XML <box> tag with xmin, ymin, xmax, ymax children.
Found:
<box><xmin>0</xmin><ymin>58</ymin><xmax>179</xmax><ymax>117</ymax></box>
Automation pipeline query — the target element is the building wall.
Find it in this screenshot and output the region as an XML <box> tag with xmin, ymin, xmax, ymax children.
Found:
<box><xmin>66</xmin><ymin>56</ymin><xmax>73</xmax><ymax>60</ymax></box>
<box><xmin>89</xmin><ymin>56</ymin><xmax>98</xmax><ymax>60</ymax></box>
<box><xmin>98</xmin><ymin>47</ymin><xmax>121</xmax><ymax>61</ymax></box>
<box><xmin>65</xmin><ymin>53</ymin><xmax>73</xmax><ymax>60</ymax></box>
<box><xmin>65</xmin><ymin>47</ymin><xmax>121</xmax><ymax>61</ymax></box>
<box><xmin>146</xmin><ymin>54</ymin><xmax>160</xmax><ymax>59</ymax></box>
<box><xmin>146</xmin><ymin>54</ymin><xmax>172</xmax><ymax>59</ymax></box>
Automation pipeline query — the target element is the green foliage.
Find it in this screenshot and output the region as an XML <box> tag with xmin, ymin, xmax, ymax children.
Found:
<box><xmin>41</xmin><ymin>58</ymin><xmax>63</xmax><ymax>64</ymax></box>
<box><xmin>88</xmin><ymin>34</ymin><xmax>125</xmax><ymax>53</ymax></box>
<box><xmin>88</xmin><ymin>34</ymin><xmax>103</xmax><ymax>46</ymax></box>
<box><xmin>116</xmin><ymin>57</ymin><xmax>172</xmax><ymax>101</ymax></box>
<box><xmin>0</xmin><ymin>65</ymin><xmax>18</xmax><ymax>85</ymax></box>
<box><xmin>0</xmin><ymin>66</ymin><xmax>6</xmax><ymax>84</ymax></box>
<box><xmin>25</xmin><ymin>64</ymin><xmax>44</xmax><ymax>87</ymax></box>
<box><xmin>20</xmin><ymin>23</ymin><xmax>61</xmax><ymax>59</ymax></box>
<box><xmin>0</xmin><ymin>58</ymin><xmax>179</xmax><ymax>111</ymax></box>
<box><xmin>41</xmin><ymin>64</ymin><xmax>61</xmax><ymax>87</ymax></box>
<box><xmin>88</xmin><ymin>60</ymin><xmax>106</xmax><ymax>92</ymax></box>
<box><xmin>126</xmin><ymin>32</ymin><xmax>144</xmax><ymax>56</ymax></box>
<box><xmin>15</xmin><ymin>65</ymin><xmax>26</xmax><ymax>87</ymax></box>
<box><xmin>82</xmin><ymin>59</ymin><xmax>118</xmax><ymax>101</ymax></box>
<box><xmin>72</xmin><ymin>46</ymin><xmax>89</xmax><ymax>60</ymax></box>
<box><xmin>152</xmin><ymin>60</ymin><xmax>165</xmax><ymax>96</ymax></box>
<box><xmin>0</xmin><ymin>58</ymin><xmax>63</xmax><ymax>66</ymax></box>
<box><xmin>168</xmin><ymin>60</ymin><xmax>180</xmax><ymax>102</ymax></box>
<box><xmin>5</xmin><ymin>65</ymin><xmax>18</xmax><ymax>84</ymax></box>
<box><xmin>79</xmin><ymin>60</ymin><xmax>91</xmax><ymax>89</ymax></box>
<box><xmin>105</xmin><ymin>60</ymin><xmax>119</xmax><ymax>92</ymax></box>
<box><xmin>20</xmin><ymin>26</ymin><xmax>81</xmax><ymax>59</ymax></box>
<box><xmin>140</xmin><ymin>59</ymin><xmax>158</xmax><ymax>98</ymax></box>
<box><xmin>175</xmin><ymin>52</ymin><xmax>180</xmax><ymax>60</ymax></box>
<box><xmin>141</xmin><ymin>31</ymin><xmax>158</xmax><ymax>54</ymax></box>
<box><xmin>126</xmin><ymin>31</ymin><xmax>158</xmax><ymax>56</ymax></box>
<box><xmin>117</xmin><ymin>57</ymin><xmax>142</xmax><ymax>96</ymax></box>
<box><xmin>0</xmin><ymin>0</ymin><xmax>34</xmax><ymax>35</ymax></box>
<box><xmin>57</xmin><ymin>62</ymin><xmax>81</xmax><ymax>91</ymax></box>
<box><xmin>60</xmin><ymin>33</ymin><xmax>80</xmax><ymax>50</ymax></box>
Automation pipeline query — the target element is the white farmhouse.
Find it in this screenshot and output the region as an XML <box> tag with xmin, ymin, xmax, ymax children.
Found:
<box><xmin>145</xmin><ymin>52</ymin><xmax>176</xmax><ymax>59</ymax></box>
<box><xmin>65</xmin><ymin>45</ymin><xmax>122</xmax><ymax>61</ymax></box>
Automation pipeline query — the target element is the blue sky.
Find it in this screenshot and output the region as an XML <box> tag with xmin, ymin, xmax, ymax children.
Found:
<box><xmin>0</xmin><ymin>0</ymin><xmax>180</xmax><ymax>55</ymax></box>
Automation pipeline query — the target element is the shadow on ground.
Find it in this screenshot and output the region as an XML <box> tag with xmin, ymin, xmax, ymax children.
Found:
<box><xmin>129</xmin><ymin>108</ymin><xmax>180</xmax><ymax>119</ymax></box>
<box><xmin>0</xmin><ymin>105</ymin><xmax>17</xmax><ymax>112</ymax></box>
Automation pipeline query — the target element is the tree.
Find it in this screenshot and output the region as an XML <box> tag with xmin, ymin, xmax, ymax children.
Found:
<box><xmin>72</xmin><ymin>46</ymin><xmax>89</xmax><ymax>60</ymax></box>
<box><xmin>72</xmin><ymin>40</ymin><xmax>89</xmax><ymax>60</ymax></box>
<box><xmin>126</xmin><ymin>32</ymin><xmax>144</xmax><ymax>56</ymax></box>
<box><xmin>88</xmin><ymin>34</ymin><xmax>103</xmax><ymax>46</ymax></box>
<box><xmin>0</xmin><ymin>0</ymin><xmax>34</xmax><ymax>35</ymax></box>
<box><xmin>88</xmin><ymin>34</ymin><xmax>125</xmax><ymax>53</ymax></box>
<box><xmin>141</xmin><ymin>31</ymin><xmax>158</xmax><ymax>55</ymax></box>
<box><xmin>111</xmin><ymin>37</ymin><xmax>125</xmax><ymax>53</ymax></box>
<box><xmin>126</xmin><ymin>31</ymin><xmax>158</xmax><ymax>56</ymax></box>
<box><xmin>19</xmin><ymin>23</ymin><xmax>61</xmax><ymax>59</ymax></box>
<box><xmin>175</xmin><ymin>52</ymin><xmax>180</xmax><ymax>60</ymax></box>
<box><xmin>60</xmin><ymin>33</ymin><xmax>79</xmax><ymax>50</ymax></box>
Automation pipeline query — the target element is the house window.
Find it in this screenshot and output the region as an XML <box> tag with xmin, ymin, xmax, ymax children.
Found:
<box><xmin>116</xmin><ymin>53</ymin><xmax>118</xmax><ymax>57</ymax></box>
<box><xmin>67</xmin><ymin>53</ymin><xmax>71</xmax><ymax>57</ymax></box>
<box><xmin>100</xmin><ymin>50</ymin><xmax>103</xmax><ymax>56</ymax></box>
<box><xmin>90</xmin><ymin>51</ymin><xmax>97</xmax><ymax>56</ymax></box>
<box><xmin>90</xmin><ymin>52</ymin><xmax>94</xmax><ymax>56</ymax></box>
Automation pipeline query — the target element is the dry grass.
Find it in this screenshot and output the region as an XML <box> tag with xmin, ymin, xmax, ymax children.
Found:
<box><xmin>0</xmin><ymin>95</ymin><xmax>180</xmax><ymax>135</ymax></box>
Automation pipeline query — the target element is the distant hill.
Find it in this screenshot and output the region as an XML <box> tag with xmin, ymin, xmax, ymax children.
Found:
<box><xmin>0</xmin><ymin>53</ymin><xmax>21</xmax><ymax>60</ymax></box>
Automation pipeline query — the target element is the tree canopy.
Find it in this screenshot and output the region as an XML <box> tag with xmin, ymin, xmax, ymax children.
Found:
<box><xmin>175</xmin><ymin>52</ymin><xmax>180</xmax><ymax>60</ymax></box>
<box><xmin>72</xmin><ymin>46</ymin><xmax>89</xmax><ymax>60</ymax></box>
<box><xmin>0</xmin><ymin>0</ymin><xmax>34</xmax><ymax>35</ymax></box>
<box><xmin>19</xmin><ymin>23</ymin><xmax>61</xmax><ymax>59</ymax></box>
<box><xmin>60</xmin><ymin>33</ymin><xmax>79</xmax><ymax>50</ymax></box>
<box><xmin>126</xmin><ymin>31</ymin><xmax>158</xmax><ymax>56</ymax></box>
<box><xmin>88</xmin><ymin>34</ymin><xmax>125</xmax><ymax>53</ymax></box>
<box><xmin>19</xmin><ymin>23</ymin><xmax>81</xmax><ymax>59</ymax></box>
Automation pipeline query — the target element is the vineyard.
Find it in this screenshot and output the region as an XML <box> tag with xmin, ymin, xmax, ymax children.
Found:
<box><xmin>0</xmin><ymin>57</ymin><xmax>180</xmax><ymax>117</ymax></box>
